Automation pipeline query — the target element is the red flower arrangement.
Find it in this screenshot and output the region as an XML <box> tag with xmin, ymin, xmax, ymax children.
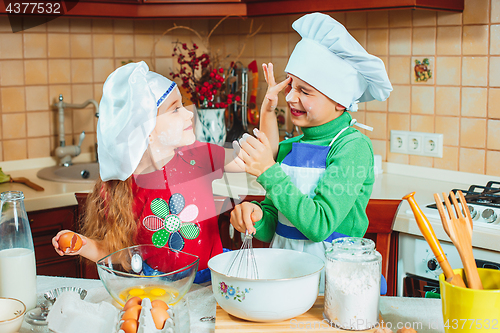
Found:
<box><xmin>170</xmin><ymin>41</ymin><xmax>241</xmax><ymax>109</ymax></box>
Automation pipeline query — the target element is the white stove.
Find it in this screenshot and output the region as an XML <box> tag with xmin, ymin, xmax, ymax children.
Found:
<box><xmin>397</xmin><ymin>181</ymin><xmax>500</xmax><ymax>297</ymax></box>
<box><xmin>426</xmin><ymin>181</ymin><xmax>500</xmax><ymax>228</ymax></box>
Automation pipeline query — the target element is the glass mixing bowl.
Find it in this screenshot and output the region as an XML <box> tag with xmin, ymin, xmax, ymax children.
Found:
<box><xmin>97</xmin><ymin>245</ymin><xmax>199</xmax><ymax>307</ymax></box>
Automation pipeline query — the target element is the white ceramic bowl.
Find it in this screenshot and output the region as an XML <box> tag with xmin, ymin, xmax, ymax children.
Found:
<box><xmin>208</xmin><ymin>248</ymin><xmax>324</xmax><ymax>322</ymax></box>
<box><xmin>0</xmin><ymin>297</ymin><xmax>26</xmax><ymax>333</ymax></box>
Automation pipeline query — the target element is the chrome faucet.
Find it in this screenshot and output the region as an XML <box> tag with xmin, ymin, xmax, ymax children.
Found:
<box><xmin>54</xmin><ymin>94</ymin><xmax>99</xmax><ymax>166</ymax></box>
<box><xmin>285</xmin><ymin>125</ymin><xmax>299</xmax><ymax>140</ymax></box>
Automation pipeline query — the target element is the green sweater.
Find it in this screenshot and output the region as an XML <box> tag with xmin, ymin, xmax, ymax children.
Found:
<box><xmin>253</xmin><ymin>112</ymin><xmax>375</xmax><ymax>243</ymax></box>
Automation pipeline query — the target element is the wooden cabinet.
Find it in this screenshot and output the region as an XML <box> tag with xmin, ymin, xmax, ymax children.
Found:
<box><xmin>37</xmin><ymin>0</ymin><xmax>463</xmax><ymax>19</ymax></box>
<box><xmin>28</xmin><ymin>206</ymin><xmax>81</xmax><ymax>278</ymax></box>
<box><xmin>245</xmin><ymin>0</ymin><xmax>464</xmax><ymax>17</ymax></box>
<box><xmin>61</xmin><ymin>0</ymin><xmax>246</xmax><ymax>19</ymax></box>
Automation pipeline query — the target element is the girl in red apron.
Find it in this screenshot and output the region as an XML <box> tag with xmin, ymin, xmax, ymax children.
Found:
<box><xmin>52</xmin><ymin>61</ymin><xmax>243</xmax><ymax>283</ymax></box>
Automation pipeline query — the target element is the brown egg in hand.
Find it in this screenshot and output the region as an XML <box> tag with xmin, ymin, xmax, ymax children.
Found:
<box><xmin>151</xmin><ymin>307</ymin><xmax>170</xmax><ymax>329</ymax></box>
<box><xmin>120</xmin><ymin>319</ymin><xmax>138</xmax><ymax>333</ymax></box>
<box><xmin>58</xmin><ymin>232</ymin><xmax>83</xmax><ymax>253</ymax></box>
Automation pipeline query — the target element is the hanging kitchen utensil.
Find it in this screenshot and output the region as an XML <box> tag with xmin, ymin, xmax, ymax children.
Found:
<box><xmin>403</xmin><ymin>192</ymin><xmax>466</xmax><ymax>288</ymax></box>
<box><xmin>225</xmin><ymin>62</ymin><xmax>249</xmax><ymax>143</ymax></box>
<box><xmin>247</xmin><ymin>60</ymin><xmax>260</xmax><ymax>126</ymax></box>
<box><xmin>434</xmin><ymin>191</ymin><xmax>483</xmax><ymax>290</ymax></box>
<box><xmin>0</xmin><ymin>168</ymin><xmax>44</xmax><ymax>191</ymax></box>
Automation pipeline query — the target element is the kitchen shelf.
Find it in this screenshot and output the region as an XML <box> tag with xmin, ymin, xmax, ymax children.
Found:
<box><xmin>246</xmin><ymin>0</ymin><xmax>464</xmax><ymax>16</ymax></box>
<box><xmin>0</xmin><ymin>0</ymin><xmax>463</xmax><ymax>19</ymax></box>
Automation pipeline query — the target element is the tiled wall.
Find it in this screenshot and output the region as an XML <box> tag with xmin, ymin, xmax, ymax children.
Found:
<box><xmin>335</xmin><ymin>0</ymin><xmax>500</xmax><ymax>177</ymax></box>
<box><xmin>0</xmin><ymin>0</ymin><xmax>499</xmax><ymax>176</ymax></box>
<box><xmin>0</xmin><ymin>16</ymin><xmax>185</xmax><ymax>161</ymax></box>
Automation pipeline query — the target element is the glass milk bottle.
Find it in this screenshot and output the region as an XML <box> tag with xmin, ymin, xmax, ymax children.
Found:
<box><xmin>0</xmin><ymin>191</ymin><xmax>37</xmax><ymax>310</ymax></box>
<box><xmin>324</xmin><ymin>237</ymin><xmax>381</xmax><ymax>330</ymax></box>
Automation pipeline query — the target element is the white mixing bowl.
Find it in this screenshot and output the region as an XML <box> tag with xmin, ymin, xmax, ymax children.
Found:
<box><xmin>208</xmin><ymin>248</ymin><xmax>324</xmax><ymax>322</ymax></box>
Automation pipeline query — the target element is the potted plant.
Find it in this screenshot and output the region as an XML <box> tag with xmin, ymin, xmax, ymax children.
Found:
<box><xmin>170</xmin><ymin>42</ymin><xmax>241</xmax><ymax>146</ymax></box>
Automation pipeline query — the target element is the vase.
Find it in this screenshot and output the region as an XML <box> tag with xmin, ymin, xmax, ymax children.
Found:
<box><xmin>195</xmin><ymin>108</ymin><xmax>227</xmax><ymax>146</ymax></box>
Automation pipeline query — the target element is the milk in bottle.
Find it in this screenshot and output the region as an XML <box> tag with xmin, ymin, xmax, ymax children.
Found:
<box><xmin>0</xmin><ymin>191</ymin><xmax>37</xmax><ymax>310</ymax></box>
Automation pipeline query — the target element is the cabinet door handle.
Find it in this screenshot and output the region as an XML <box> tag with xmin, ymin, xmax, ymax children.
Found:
<box><xmin>29</xmin><ymin>219</ymin><xmax>34</xmax><ymax>224</ymax></box>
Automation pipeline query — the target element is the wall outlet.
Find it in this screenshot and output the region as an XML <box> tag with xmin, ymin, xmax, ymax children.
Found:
<box><xmin>390</xmin><ymin>130</ymin><xmax>443</xmax><ymax>158</ymax></box>
<box><xmin>423</xmin><ymin>133</ymin><xmax>444</xmax><ymax>158</ymax></box>
<box><xmin>390</xmin><ymin>130</ymin><xmax>408</xmax><ymax>154</ymax></box>
<box><xmin>408</xmin><ymin>133</ymin><xmax>424</xmax><ymax>154</ymax></box>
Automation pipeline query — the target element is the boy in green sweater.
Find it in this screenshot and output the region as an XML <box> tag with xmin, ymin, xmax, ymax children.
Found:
<box><xmin>230</xmin><ymin>12</ymin><xmax>392</xmax><ymax>290</ymax></box>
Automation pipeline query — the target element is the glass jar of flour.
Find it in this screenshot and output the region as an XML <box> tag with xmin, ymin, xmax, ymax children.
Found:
<box><xmin>324</xmin><ymin>237</ymin><xmax>381</xmax><ymax>330</ymax></box>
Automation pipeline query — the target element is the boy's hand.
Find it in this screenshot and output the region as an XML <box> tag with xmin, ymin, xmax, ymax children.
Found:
<box><xmin>233</xmin><ymin>129</ymin><xmax>275</xmax><ymax>177</ymax></box>
<box><xmin>262</xmin><ymin>63</ymin><xmax>291</xmax><ymax>113</ymax></box>
<box><xmin>230</xmin><ymin>201</ymin><xmax>262</xmax><ymax>235</ymax></box>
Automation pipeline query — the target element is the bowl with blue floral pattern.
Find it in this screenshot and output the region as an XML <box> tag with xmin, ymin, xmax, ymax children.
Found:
<box><xmin>208</xmin><ymin>248</ymin><xmax>324</xmax><ymax>322</ymax></box>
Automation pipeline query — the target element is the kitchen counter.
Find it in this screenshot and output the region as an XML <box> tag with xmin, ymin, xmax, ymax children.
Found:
<box><xmin>0</xmin><ymin>155</ymin><xmax>95</xmax><ymax>212</ymax></box>
<box><xmin>0</xmin><ymin>152</ymin><xmax>267</xmax><ymax>212</ymax></box>
<box><xmin>21</xmin><ymin>275</ymin><xmax>445</xmax><ymax>333</ymax></box>
<box><xmin>381</xmin><ymin>163</ymin><xmax>500</xmax><ymax>253</ymax></box>
<box><xmin>2</xmin><ymin>157</ymin><xmax>499</xmax><ymax>249</ymax></box>
<box><xmin>1</xmin><ymin>151</ymin><xmax>498</xmax><ymax>238</ymax></box>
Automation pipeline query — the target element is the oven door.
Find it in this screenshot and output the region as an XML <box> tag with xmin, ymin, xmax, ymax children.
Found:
<box><xmin>403</xmin><ymin>273</ymin><xmax>440</xmax><ymax>298</ymax></box>
<box><xmin>402</xmin><ymin>259</ymin><xmax>500</xmax><ymax>297</ymax></box>
<box><xmin>398</xmin><ymin>233</ymin><xmax>500</xmax><ymax>297</ymax></box>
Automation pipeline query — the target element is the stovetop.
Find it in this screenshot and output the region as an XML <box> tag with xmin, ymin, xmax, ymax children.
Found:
<box><xmin>427</xmin><ymin>181</ymin><xmax>500</xmax><ymax>226</ymax></box>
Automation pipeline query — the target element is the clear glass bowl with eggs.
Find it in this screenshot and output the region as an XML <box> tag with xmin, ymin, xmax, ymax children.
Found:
<box><xmin>97</xmin><ymin>245</ymin><xmax>199</xmax><ymax>308</ymax></box>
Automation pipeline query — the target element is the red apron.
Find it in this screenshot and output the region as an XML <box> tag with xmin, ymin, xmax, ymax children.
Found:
<box><xmin>132</xmin><ymin>141</ymin><xmax>225</xmax><ymax>271</ymax></box>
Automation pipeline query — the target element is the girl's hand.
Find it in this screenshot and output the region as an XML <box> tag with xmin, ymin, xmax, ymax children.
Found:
<box><xmin>230</xmin><ymin>202</ymin><xmax>262</xmax><ymax>235</ymax></box>
<box><xmin>52</xmin><ymin>230</ymin><xmax>87</xmax><ymax>256</ymax></box>
<box><xmin>233</xmin><ymin>129</ymin><xmax>275</xmax><ymax>177</ymax></box>
<box><xmin>262</xmin><ymin>63</ymin><xmax>291</xmax><ymax>113</ymax></box>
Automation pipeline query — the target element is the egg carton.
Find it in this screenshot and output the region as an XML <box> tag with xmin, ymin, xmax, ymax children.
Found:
<box><xmin>116</xmin><ymin>298</ymin><xmax>189</xmax><ymax>333</ymax></box>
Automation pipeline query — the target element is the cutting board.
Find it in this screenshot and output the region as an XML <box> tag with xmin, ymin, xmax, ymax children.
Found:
<box><xmin>215</xmin><ymin>296</ymin><xmax>384</xmax><ymax>332</ymax></box>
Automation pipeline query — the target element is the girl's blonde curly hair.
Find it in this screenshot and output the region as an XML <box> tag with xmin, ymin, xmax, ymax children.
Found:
<box><xmin>80</xmin><ymin>177</ymin><xmax>137</xmax><ymax>255</ymax></box>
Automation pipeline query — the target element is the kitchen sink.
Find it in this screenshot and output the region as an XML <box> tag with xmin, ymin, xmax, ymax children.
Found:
<box><xmin>37</xmin><ymin>163</ymin><xmax>99</xmax><ymax>183</ymax></box>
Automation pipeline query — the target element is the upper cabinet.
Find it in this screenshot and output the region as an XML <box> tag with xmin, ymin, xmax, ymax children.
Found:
<box><xmin>245</xmin><ymin>0</ymin><xmax>464</xmax><ymax>17</ymax></box>
<box><xmin>1</xmin><ymin>0</ymin><xmax>463</xmax><ymax>19</ymax></box>
<box><xmin>62</xmin><ymin>0</ymin><xmax>247</xmax><ymax>18</ymax></box>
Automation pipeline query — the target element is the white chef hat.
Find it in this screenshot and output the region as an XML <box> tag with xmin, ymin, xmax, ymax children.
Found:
<box><xmin>285</xmin><ymin>12</ymin><xmax>393</xmax><ymax>111</ymax></box>
<box><xmin>97</xmin><ymin>61</ymin><xmax>177</xmax><ymax>181</ymax></box>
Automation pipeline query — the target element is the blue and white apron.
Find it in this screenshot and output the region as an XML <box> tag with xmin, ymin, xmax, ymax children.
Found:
<box><xmin>271</xmin><ymin>124</ymin><xmax>353</xmax><ymax>293</ymax></box>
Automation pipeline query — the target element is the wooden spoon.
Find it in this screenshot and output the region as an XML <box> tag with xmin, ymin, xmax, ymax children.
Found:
<box><xmin>10</xmin><ymin>177</ymin><xmax>44</xmax><ymax>191</ymax></box>
<box><xmin>403</xmin><ymin>192</ymin><xmax>466</xmax><ymax>288</ymax></box>
<box><xmin>434</xmin><ymin>191</ymin><xmax>483</xmax><ymax>290</ymax></box>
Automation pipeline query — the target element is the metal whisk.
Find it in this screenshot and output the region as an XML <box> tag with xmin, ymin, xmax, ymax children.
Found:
<box><xmin>226</xmin><ymin>231</ymin><xmax>259</xmax><ymax>279</ymax></box>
